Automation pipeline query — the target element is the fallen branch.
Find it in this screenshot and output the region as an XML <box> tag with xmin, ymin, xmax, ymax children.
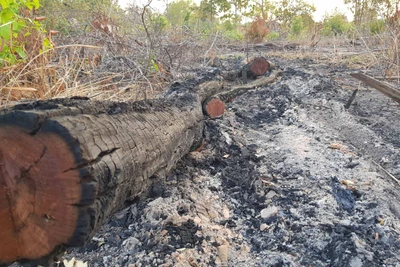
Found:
<box><xmin>350</xmin><ymin>73</ymin><xmax>400</xmax><ymax>104</ymax></box>
<box><xmin>371</xmin><ymin>160</ymin><xmax>400</xmax><ymax>186</ymax></box>
<box><xmin>220</xmin><ymin>69</ymin><xmax>281</xmax><ymax>101</ymax></box>
<box><xmin>202</xmin><ymin>69</ymin><xmax>281</xmax><ymax>118</ymax></box>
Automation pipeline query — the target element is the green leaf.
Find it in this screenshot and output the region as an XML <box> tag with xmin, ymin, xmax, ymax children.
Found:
<box><xmin>1</xmin><ymin>7</ymin><xmax>15</xmax><ymax>23</ymax></box>
<box><xmin>151</xmin><ymin>60</ymin><xmax>159</xmax><ymax>72</ymax></box>
<box><xmin>13</xmin><ymin>20</ymin><xmax>25</xmax><ymax>32</ymax></box>
<box><xmin>0</xmin><ymin>0</ymin><xmax>13</xmax><ymax>9</ymax></box>
<box><xmin>0</xmin><ymin>23</ymin><xmax>12</xmax><ymax>40</ymax></box>
<box><xmin>43</xmin><ymin>37</ymin><xmax>53</xmax><ymax>50</ymax></box>
<box><xmin>25</xmin><ymin>2</ymin><xmax>34</xmax><ymax>10</ymax></box>
<box><xmin>8</xmin><ymin>52</ymin><xmax>16</xmax><ymax>64</ymax></box>
<box><xmin>33</xmin><ymin>0</ymin><xmax>40</xmax><ymax>9</ymax></box>
<box><xmin>14</xmin><ymin>46</ymin><xmax>27</xmax><ymax>58</ymax></box>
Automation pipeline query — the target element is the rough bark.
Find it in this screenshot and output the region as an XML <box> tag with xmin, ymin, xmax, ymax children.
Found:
<box><xmin>0</xmin><ymin>96</ymin><xmax>204</xmax><ymax>265</ymax></box>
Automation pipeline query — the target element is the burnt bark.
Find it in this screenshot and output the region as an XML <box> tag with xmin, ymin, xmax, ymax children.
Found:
<box><xmin>0</xmin><ymin>95</ymin><xmax>204</xmax><ymax>265</ymax></box>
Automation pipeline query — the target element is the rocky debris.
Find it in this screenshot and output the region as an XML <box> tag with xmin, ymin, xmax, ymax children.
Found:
<box><xmin>11</xmin><ymin>54</ymin><xmax>400</xmax><ymax>267</ymax></box>
<box><xmin>260</xmin><ymin>206</ymin><xmax>279</xmax><ymax>219</ymax></box>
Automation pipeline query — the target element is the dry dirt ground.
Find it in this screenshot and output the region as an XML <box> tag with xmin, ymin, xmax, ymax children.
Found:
<box><xmin>14</xmin><ymin>43</ymin><xmax>400</xmax><ymax>267</ymax></box>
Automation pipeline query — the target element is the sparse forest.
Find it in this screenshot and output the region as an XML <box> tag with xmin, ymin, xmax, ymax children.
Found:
<box><xmin>1</xmin><ymin>1</ymin><xmax>400</xmax><ymax>267</ymax></box>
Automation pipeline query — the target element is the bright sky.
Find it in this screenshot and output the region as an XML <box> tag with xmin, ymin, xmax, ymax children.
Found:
<box><xmin>311</xmin><ymin>0</ymin><xmax>353</xmax><ymax>21</ymax></box>
<box><xmin>118</xmin><ymin>0</ymin><xmax>353</xmax><ymax>22</ymax></box>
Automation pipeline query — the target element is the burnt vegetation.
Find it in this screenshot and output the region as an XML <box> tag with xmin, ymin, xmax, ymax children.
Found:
<box><xmin>1</xmin><ymin>0</ymin><xmax>400</xmax><ymax>267</ymax></box>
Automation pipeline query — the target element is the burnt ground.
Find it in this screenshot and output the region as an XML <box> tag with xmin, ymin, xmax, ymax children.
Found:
<box><xmin>21</xmin><ymin>49</ymin><xmax>400</xmax><ymax>267</ymax></box>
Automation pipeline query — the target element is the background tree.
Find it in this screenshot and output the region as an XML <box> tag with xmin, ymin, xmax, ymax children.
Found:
<box><xmin>344</xmin><ymin>0</ymin><xmax>400</xmax><ymax>26</ymax></box>
<box><xmin>321</xmin><ymin>9</ymin><xmax>352</xmax><ymax>36</ymax></box>
<box><xmin>272</xmin><ymin>0</ymin><xmax>316</xmax><ymax>28</ymax></box>
<box><xmin>165</xmin><ymin>0</ymin><xmax>195</xmax><ymax>27</ymax></box>
<box><xmin>344</xmin><ymin>0</ymin><xmax>379</xmax><ymax>26</ymax></box>
<box><xmin>247</xmin><ymin>0</ymin><xmax>275</xmax><ymax>19</ymax></box>
<box><xmin>38</xmin><ymin>0</ymin><xmax>122</xmax><ymax>34</ymax></box>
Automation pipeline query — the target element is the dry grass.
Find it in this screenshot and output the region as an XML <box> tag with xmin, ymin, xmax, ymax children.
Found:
<box><xmin>5</xmin><ymin>13</ymin><xmax>400</xmax><ymax>110</ymax></box>
<box><xmin>0</xmin><ymin>27</ymin><xmax>222</xmax><ymax>109</ymax></box>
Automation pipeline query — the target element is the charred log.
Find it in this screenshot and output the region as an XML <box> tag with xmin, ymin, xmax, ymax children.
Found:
<box><xmin>223</xmin><ymin>57</ymin><xmax>273</xmax><ymax>82</ymax></box>
<box><xmin>203</xmin><ymin>97</ymin><xmax>225</xmax><ymax>119</ymax></box>
<box><xmin>0</xmin><ymin>62</ymin><xmax>280</xmax><ymax>266</ymax></box>
<box><xmin>0</xmin><ymin>96</ymin><xmax>205</xmax><ymax>266</ymax></box>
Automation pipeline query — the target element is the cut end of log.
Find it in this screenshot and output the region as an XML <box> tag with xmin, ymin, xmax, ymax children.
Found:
<box><xmin>249</xmin><ymin>57</ymin><xmax>270</xmax><ymax>76</ymax></box>
<box><xmin>0</xmin><ymin>126</ymin><xmax>81</xmax><ymax>264</ymax></box>
<box><xmin>204</xmin><ymin>97</ymin><xmax>226</xmax><ymax>119</ymax></box>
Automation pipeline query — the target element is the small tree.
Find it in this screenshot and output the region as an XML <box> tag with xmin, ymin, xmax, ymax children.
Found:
<box><xmin>273</xmin><ymin>0</ymin><xmax>315</xmax><ymax>29</ymax></box>
<box><xmin>290</xmin><ymin>15</ymin><xmax>305</xmax><ymax>36</ymax></box>
<box><xmin>322</xmin><ymin>10</ymin><xmax>352</xmax><ymax>36</ymax></box>
<box><xmin>369</xmin><ymin>19</ymin><xmax>385</xmax><ymax>35</ymax></box>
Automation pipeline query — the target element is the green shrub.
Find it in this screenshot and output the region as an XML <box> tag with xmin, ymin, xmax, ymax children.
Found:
<box><xmin>151</xmin><ymin>15</ymin><xmax>169</xmax><ymax>32</ymax></box>
<box><xmin>290</xmin><ymin>16</ymin><xmax>305</xmax><ymax>36</ymax></box>
<box><xmin>321</xmin><ymin>11</ymin><xmax>351</xmax><ymax>36</ymax></box>
<box><xmin>223</xmin><ymin>29</ymin><xmax>244</xmax><ymax>40</ymax></box>
<box><xmin>369</xmin><ymin>19</ymin><xmax>385</xmax><ymax>35</ymax></box>
<box><xmin>267</xmin><ymin>31</ymin><xmax>279</xmax><ymax>40</ymax></box>
<box><xmin>220</xmin><ymin>20</ymin><xmax>243</xmax><ymax>40</ymax></box>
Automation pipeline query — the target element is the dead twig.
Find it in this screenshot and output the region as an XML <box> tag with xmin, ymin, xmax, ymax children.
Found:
<box><xmin>344</xmin><ymin>89</ymin><xmax>359</xmax><ymax>109</ymax></box>
<box><xmin>371</xmin><ymin>160</ymin><xmax>400</xmax><ymax>186</ymax></box>
<box><xmin>203</xmin><ymin>31</ymin><xmax>219</xmax><ymax>67</ymax></box>
<box><xmin>141</xmin><ymin>0</ymin><xmax>153</xmax><ymax>50</ymax></box>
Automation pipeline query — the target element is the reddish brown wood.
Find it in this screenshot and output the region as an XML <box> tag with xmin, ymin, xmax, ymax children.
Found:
<box><xmin>0</xmin><ymin>126</ymin><xmax>80</xmax><ymax>263</ymax></box>
<box><xmin>239</xmin><ymin>57</ymin><xmax>270</xmax><ymax>79</ymax></box>
<box><xmin>249</xmin><ymin>57</ymin><xmax>270</xmax><ymax>76</ymax></box>
<box><xmin>0</xmin><ymin>96</ymin><xmax>205</xmax><ymax>266</ymax></box>
<box><xmin>203</xmin><ymin>97</ymin><xmax>226</xmax><ymax>118</ymax></box>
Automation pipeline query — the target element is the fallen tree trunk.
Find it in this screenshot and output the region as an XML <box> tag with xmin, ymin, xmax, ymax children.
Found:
<box><xmin>0</xmin><ymin>65</ymin><xmax>280</xmax><ymax>266</ymax></box>
<box><xmin>0</xmin><ymin>96</ymin><xmax>206</xmax><ymax>266</ymax></box>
